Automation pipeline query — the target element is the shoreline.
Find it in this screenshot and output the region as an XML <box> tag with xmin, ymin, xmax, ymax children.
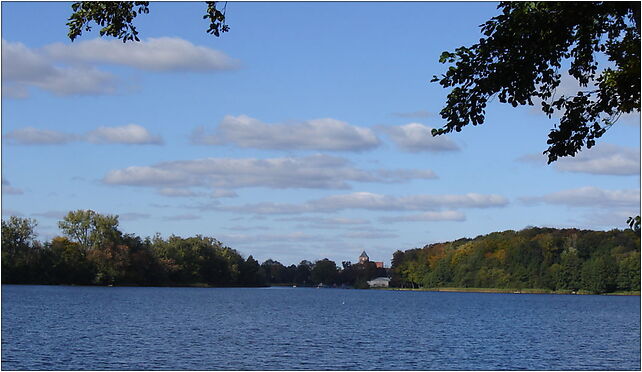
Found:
<box><xmin>2</xmin><ymin>283</ymin><xmax>639</xmax><ymax>295</ymax></box>
<box><xmin>380</xmin><ymin>287</ymin><xmax>641</xmax><ymax>296</ymax></box>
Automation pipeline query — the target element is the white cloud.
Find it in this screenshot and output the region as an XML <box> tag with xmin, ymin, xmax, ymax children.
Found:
<box><xmin>44</xmin><ymin>37</ymin><xmax>239</xmax><ymax>72</ymax></box>
<box><xmin>554</xmin><ymin>144</ymin><xmax>640</xmax><ymax>176</ymax></box>
<box><xmin>379</xmin><ymin>210</ymin><xmax>466</xmax><ymax>223</ymax></box>
<box><xmin>86</xmin><ymin>124</ymin><xmax>163</xmax><ymax>145</ymax></box>
<box><xmin>381</xmin><ymin>123</ymin><xmax>460</xmax><ymax>152</ymax></box>
<box><xmin>314</xmin><ymin>192</ymin><xmax>507</xmax><ymax>211</ymax></box>
<box><xmin>521</xmin><ymin>186</ymin><xmax>640</xmax><ymax>209</ymax></box>
<box><xmin>519</xmin><ymin>143</ymin><xmax>640</xmax><ymax>176</ymax></box>
<box><xmin>219</xmin><ymin>191</ymin><xmax>508</xmax><ymax>215</ymax></box>
<box><xmin>2</xmin><ymin>39</ymin><xmax>117</xmax><ymax>97</ymax></box>
<box><xmin>191</xmin><ymin>115</ymin><xmax>380</xmax><ymax>151</ymax></box>
<box><xmin>3</xmin><ymin>127</ymin><xmax>76</xmax><ymax>145</ymax></box>
<box><xmin>2</xmin><ymin>40</ymin><xmax>52</xmax><ymax>81</ymax></box>
<box><xmin>579</xmin><ymin>209</ymin><xmax>639</xmax><ymax>229</ymax></box>
<box><xmin>317</xmin><ymin>192</ymin><xmax>508</xmax><ymax>210</ymax></box>
<box><xmin>34</xmin><ymin>66</ymin><xmax>115</xmax><ymax>96</ymax></box>
<box><xmin>2</xmin><ymin>37</ymin><xmax>238</xmax><ymax>98</ymax></box>
<box><xmin>103</xmin><ymin>154</ymin><xmax>437</xmax><ymax>190</ymax></box>
<box><xmin>4</xmin><ymin>125</ymin><xmax>163</xmax><ymax>146</ymax></box>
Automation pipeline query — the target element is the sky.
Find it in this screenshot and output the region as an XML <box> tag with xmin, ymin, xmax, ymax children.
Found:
<box><xmin>2</xmin><ymin>2</ymin><xmax>640</xmax><ymax>266</ymax></box>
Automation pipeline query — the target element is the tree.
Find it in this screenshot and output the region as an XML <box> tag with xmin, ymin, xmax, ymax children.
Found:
<box><xmin>239</xmin><ymin>255</ymin><xmax>264</xmax><ymax>286</ymax></box>
<box><xmin>617</xmin><ymin>251</ymin><xmax>641</xmax><ymax>291</ymax></box>
<box><xmin>295</xmin><ymin>260</ymin><xmax>313</xmax><ymax>285</ymax></box>
<box><xmin>64</xmin><ymin>210</ymin><xmax>119</xmax><ymax>249</ymax></box>
<box><xmin>46</xmin><ymin>236</ymin><xmax>95</xmax><ymax>284</ymax></box>
<box><xmin>337</xmin><ymin>261</ymin><xmax>357</xmax><ymax>286</ymax></box>
<box><xmin>261</xmin><ymin>259</ymin><xmax>289</xmax><ymax>284</ymax></box>
<box><xmin>88</xmin><ymin>243</ymin><xmax>131</xmax><ymax>285</ymax></box>
<box><xmin>67</xmin><ymin>1</ymin><xmax>229</xmax><ymax>42</ymax></box>
<box><xmin>432</xmin><ymin>2</ymin><xmax>640</xmax><ymax>163</ymax></box>
<box><xmin>120</xmin><ymin>234</ymin><xmax>166</xmax><ymax>285</ymax></box>
<box><xmin>310</xmin><ymin>258</ymin><xmax>338</xmax><ymax>286</ymax></box>
<box><xmin>2</xmin><ymin>216</ymin><xmax>41</xmax><ymax>283</ymax></box>
<box><xmin>581</xmin><ymin>255</ymin><xmax>618</xmax><ymax>293</ymax></box>
<box><xmin>58</xmin><ymin>210</ymin><xmax>121</xmax><ymax>251</ymax></box>
<box><xmin>1</xmin><ymin>216</ymin><xmax>38</xmax><ymax>258</ymax></box>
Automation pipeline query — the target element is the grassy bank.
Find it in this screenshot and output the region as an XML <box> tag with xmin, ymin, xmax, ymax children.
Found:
<box><xmin>381</xmin><ymin>287</ymin><xmax>640</xmax><ymax>295</ymax></box>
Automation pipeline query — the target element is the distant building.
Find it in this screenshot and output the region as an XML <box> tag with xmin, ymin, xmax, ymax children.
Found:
<box><xmin>357</xmin><ymin>251</ymin><xmax>390</xmax><ymax>287</ymax></box>
<box><xmin>358</xmin><ymin>251</ymin><xmax>385</xmax><ymax>268</ymax></box>
<box><xmin>359</xmin><ymin>251</ymin><xmax>369</xmax><ymax>264</ymax></box>
<box><xmin>367</xmin><ymin>277</ymin><xmax>391</xmax><ymax>288</ymax></box>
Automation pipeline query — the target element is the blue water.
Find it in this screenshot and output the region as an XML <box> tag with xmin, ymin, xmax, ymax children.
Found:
<box><xmin>2</xmin><ymin>285</ymin><xmax>640</xmax><ymax>370</ymax></box>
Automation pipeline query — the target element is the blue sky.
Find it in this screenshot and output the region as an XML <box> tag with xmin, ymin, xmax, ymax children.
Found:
<box><xmin>2</xmin><ymin>2</ymin><xmax>640</xmax><ymax>266</ymax></box>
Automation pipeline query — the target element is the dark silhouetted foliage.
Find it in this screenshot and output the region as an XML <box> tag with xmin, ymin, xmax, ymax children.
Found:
<box><xmin>67</xmin><ymin>1</ymin><xmax>228</xmax><ymax>42</ymax></box>
<box><xmin>432</xmin><ymin>2</ymin><xmax>640</xmax><ymax>163</ymax></box>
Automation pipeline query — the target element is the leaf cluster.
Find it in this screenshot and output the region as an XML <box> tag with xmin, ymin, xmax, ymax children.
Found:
<box><xmin>67</xmin><ymin>1</ymin><xmax>229</xmax><ymax>42</ymax></box>
<box><xmin>204</xmin><ymin>1</ymin><xmax>230</xmax><ymax>37</ymax></box>
<box><xmin>627</xmin><ymin>215</ymin><xmax>641</xmax><ymax>234</ymax></box>
<box><xmin>432</xmin><ymin>2</ymin><xmax>640</xmax><ymax>163</ymax></box>
<box><xmin>67</xmin><ymin>1</ymin><xmax>150</xmax><ymax>42</ymax></box>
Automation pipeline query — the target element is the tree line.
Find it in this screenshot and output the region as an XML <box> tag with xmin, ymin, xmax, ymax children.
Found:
<box><xmin>1</xmin><ymin>211</ymin><xmax>387</xmax><ymax>288</ymax></box>
<box><xmin>4</xmin><ymin>211</ymin><xmax>639</xmax><ymax>293</ymax></box>
<box><xmin>390</xmin><ymin>227</ymin><xmax>640</xmax><ymax>294</ymax></box>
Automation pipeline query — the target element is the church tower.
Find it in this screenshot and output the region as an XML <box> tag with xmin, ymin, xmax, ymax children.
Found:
<box><xmin>359</xmin><ymin>251</ymin><xmax>369</xmax><ymax>264</ymax></box>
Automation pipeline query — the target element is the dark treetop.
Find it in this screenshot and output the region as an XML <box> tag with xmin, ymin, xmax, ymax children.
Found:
<box><xmin>432</xmin><ymin>2</ymin><xmax>640</xmax><ymax>163</ymax></box>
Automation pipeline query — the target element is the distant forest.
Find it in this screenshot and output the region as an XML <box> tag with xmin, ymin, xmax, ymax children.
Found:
<box><xmin>1</xmin><ymin>211</ymin><xmax>386</xmax><ymax>289</ymax></box>
<box><xmin>2</xmin><ymin>211</ymin><xmax>640</xmax><ymax>294</ymax></box>
<box><xmin>390</xmin><ymin>227</ymin><xmax>640</xmax><ymax>294</ymax></box>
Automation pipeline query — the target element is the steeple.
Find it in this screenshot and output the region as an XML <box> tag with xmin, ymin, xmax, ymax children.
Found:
<box><xmin>359</xmin><ymin>250</ymin><xmax>369</xmax><ymax>264</ymax></box>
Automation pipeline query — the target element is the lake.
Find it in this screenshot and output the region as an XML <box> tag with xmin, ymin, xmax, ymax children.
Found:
<box><xmin>1</xmin><ymin>285</ymin><xmax>639</xmax><ymax>370</ymax></box>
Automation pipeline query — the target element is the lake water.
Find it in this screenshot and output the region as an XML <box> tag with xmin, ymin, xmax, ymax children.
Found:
<box><xmin>1</xmin><ymin>285</ymin><xmax>640</xmax><ymax>370</ymax></box>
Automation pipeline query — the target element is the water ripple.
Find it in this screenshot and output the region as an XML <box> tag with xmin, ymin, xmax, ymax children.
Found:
<box><xmin>2</xmin><ymin>286</ymin><xmax>640</xmax><ymax>370</ymax></box>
